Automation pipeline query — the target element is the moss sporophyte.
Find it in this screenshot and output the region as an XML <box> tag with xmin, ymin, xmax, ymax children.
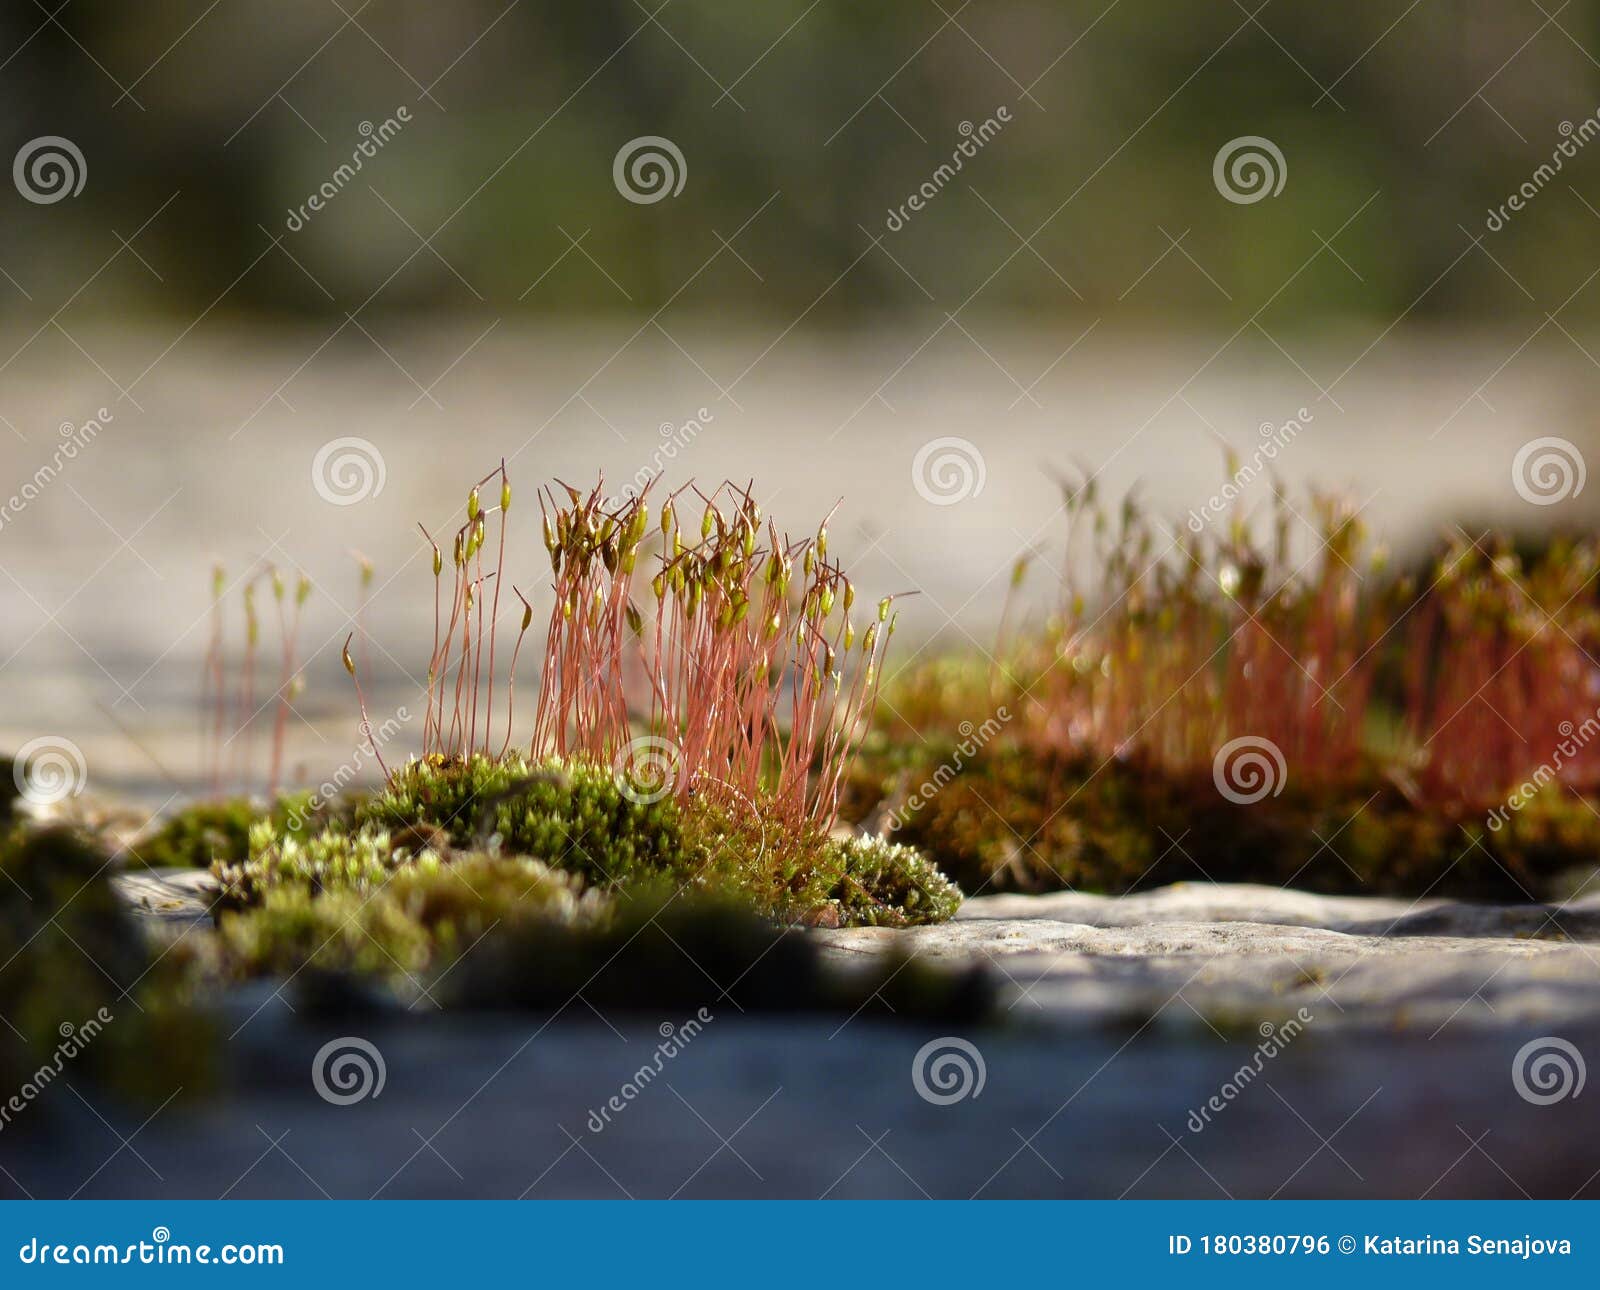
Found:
<box><xmin>0</xmin><ymin>458</ymin><xmax>983</xmax><ymax>1101</ymax></box>
<box><xmin>14</xmin><ymin>453</ymin><xmax>1600</xmax><ymax>1104</ymax></box>
<box><xmin>182</xmin><ymin>466</ymin><xmax>956</xmax><ymax>934</ymax></box>
<box><xmin>847</xmin><ymin>472</ymin><xmax>1600</xmax><ymax>901</ymax></box>
<box><xmin>62</xmin><ymin>456</ymin><xmax>1600</xmax><ymax>1016</ymax></box>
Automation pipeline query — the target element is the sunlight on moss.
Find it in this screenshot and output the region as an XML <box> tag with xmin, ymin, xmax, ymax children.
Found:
<box><xmin>212</xmin><ymin>752</ymin><xmax>960</xmax><ymax>929</ymax></box>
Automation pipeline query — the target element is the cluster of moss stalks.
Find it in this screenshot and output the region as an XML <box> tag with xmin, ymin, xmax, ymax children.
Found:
<box><xmin>843</xmin><ymin>657</ymin><xmax>1600</xmax><ymax>903</ymax></box>
<box><xmin>818</xmin><ymin>481</ymin><xmax>1600</xmax><ymax>906</ymax></box>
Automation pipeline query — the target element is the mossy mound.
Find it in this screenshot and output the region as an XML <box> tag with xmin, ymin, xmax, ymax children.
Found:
<box><xmin>359</xmin><ymin>754</ymin><xmax>688</xmax><ymax>887</ymax></box>
<box><xmin>213</xmin><ymin>752</ymin><xmax>961</xmax><ymax>928</ymax></box>
<box><xmin>850</xmin><ymin>739</ymin><xmax>1598</xmax><ymax>901</ymax></box>
<box><xmin>1</xmin><ymin>827</ymin><xmax>145</xmax><ymax>1052</ymax></box>
<box><xmin>214</xmin><ymin>853</ymin><xmax>606</xmax><ymax>989</ymax></box>
<box><xmin>664</xmin><ymin>798</ymin><xmax>962</xmax><ymax>928</ymax></box>
<box><xmin>822</xmin><ymin>835</ymin><xmax>965</xmax><ymax>926</ymax></box>
<box><xmin>127</xmin><ymin>794</ymin><xmax>311</xmax><ymax>870</ymax></box>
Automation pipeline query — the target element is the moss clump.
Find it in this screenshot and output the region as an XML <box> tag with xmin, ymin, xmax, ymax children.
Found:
<box><xmin>850</xmin><ymin>488</ymin><xmax>1600</xmax><ymax>902</ymax></box>
<box><xmin>849</xmin><ymin>738</ymin><xmax>1599</xmax><ymax>900</ymax></box>
<box><xmin>824</xmin><ymin>835</ymin><xmax>963</xmax><ymax>926</ymax></box>
<box><xmin>355</xmin><ymin>754</ymin><xmax>687</xmax><ymax>887</ymax></box>
<box><xmin>212</xmin><ymin>864</ymin><xmax>987</xmax><ymax>1021</ymax></box>
<box><xmin>212</xmin><ymin>752</ymin><xmax>960</xmax><ymax>928</ymax></box>
<box><xmin>667</xmin><ymin>800</ymin><xmax>963</xmax><ymax>928</ymax></box>
<box><xmin>1</xmin><ymin>827</ymin><xmax>145</xmax><ymax>1050</ymax></box>
<box><xmin>212</xmin><ymin>753</ymin><xmax>684</xmax><ymax>906</ymax></box>
<box><xmin>215</xmin><ymin>820</ymin><xmax>446</xmax><ymax>905</ymax></box>
<box><xmin>127</xmin><ymin>793</ymin><xmax>312</xmax><ymax>870</ymax></box>
<box><xmin>214</xmin><ymin>853</ymin><xmax>605</xmax><ymax>991</ymax></box>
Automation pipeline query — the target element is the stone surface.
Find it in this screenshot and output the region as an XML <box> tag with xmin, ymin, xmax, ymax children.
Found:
<box><xmin>6</xmin><ymin>875</ymin><xmax>1595</xmax><ymax>1199</ymax></box>
<box><xmin>113</xmin><ymin>868</ymin><xmax>217</xmax><ymax>930</ymax></box>
<box><xmin>814</xmin><ymin>883</ymin><xmax>1600</xmax><ymax>1033</ymax></box>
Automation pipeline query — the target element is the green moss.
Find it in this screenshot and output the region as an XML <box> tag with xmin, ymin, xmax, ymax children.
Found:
<box><xmin>356</xmin><ymin>754</ymin><xmax>686</xmax><ymax>887</ymax></box>
<box><xmin>216</xmin><ymin>752</ymin><xmax>960</xmax><ymax>928</ymax></box>
<box><xmin>128</xmin><ymin>793</ymin><xmax>313</xmax><ymax>870</ymax></box>
<box><xmin>214</xmin><ymin>853</ymin><xmax>605</xmax><ymax>991</ymax></box>
<box><xmin>1</xmin><ymin>827</ymin><xmax>144</xmax><ymax>1051</ymax></box>
<box><xmin>214</xmin><ymin>819</ymin><xmax>447</xmax><ymax>905</ymax></box>
<box><xmin>666</xmin><ymin>800</ymin><xmax>961</xmax><ymax>927</ymax></box>
<box><xmin>851</xmin><ymin>739</ymin><xmax>1598</xmax><ymax>901</ymax></box>
<box><xmin>825</xmin><ymin>835</ymin><xmax>963</xmax><ymax>927</ymax></box>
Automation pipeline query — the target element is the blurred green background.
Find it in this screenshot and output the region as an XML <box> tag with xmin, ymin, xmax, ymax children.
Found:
<box><xmin>8</xmin><ymin>0</ymin><xmax>1600</xmax><ymax>323</ymax></box>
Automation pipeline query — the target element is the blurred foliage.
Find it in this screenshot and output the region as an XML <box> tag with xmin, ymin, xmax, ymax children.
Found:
<box><xmin>846</xmin><ymin>736</ymin><xmax>1600</xmax><ymax>901</ymax></box>
<box><xmin>8</xmin><ymin>1</ymin><xmax>1600</xmax><ymax>321</ymax></box>
<box><xmin>0</xmin><ymin>822</ymin><xmax>214</xmax><ymax>1111</ymax></box>
<box><xmin>215</xmin><ymin>871</ymin><xmax>992</xmax><ymax>1022</ymax></box>
<box><xmin>841</xmin><ymin>499</ymin><xmax>1600</xmax><ymax>901</ymax></box>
